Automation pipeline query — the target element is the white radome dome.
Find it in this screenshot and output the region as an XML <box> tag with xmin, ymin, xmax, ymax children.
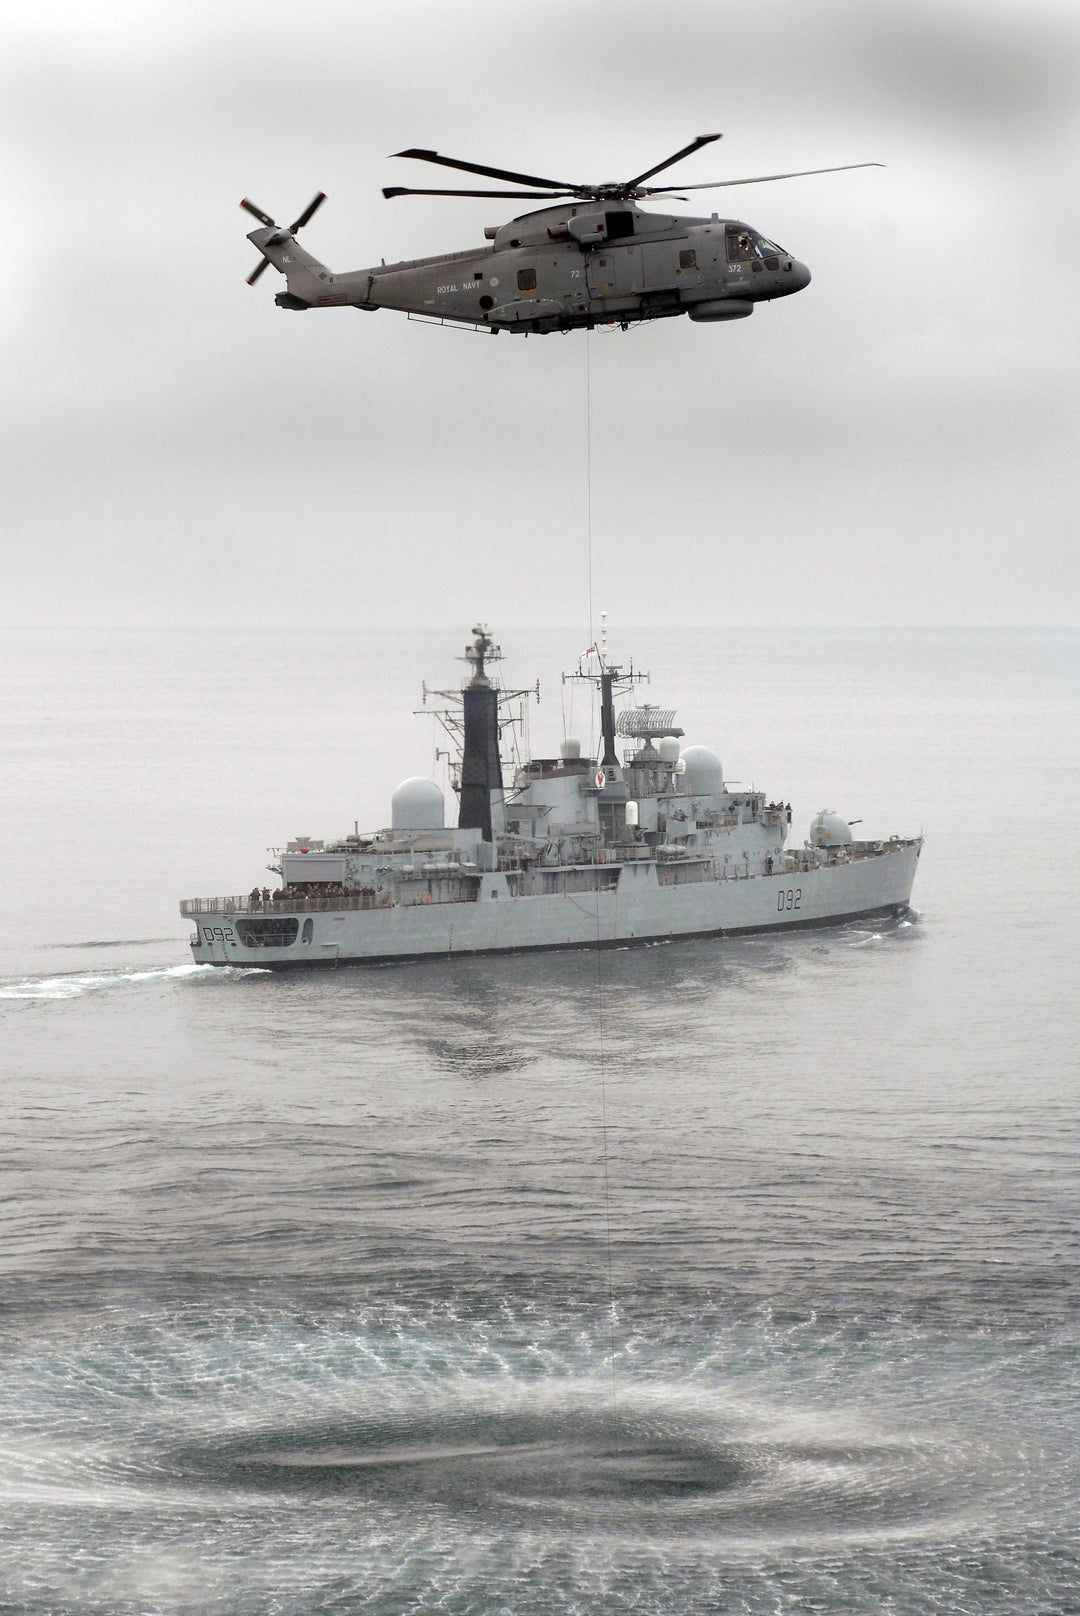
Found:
<box><xmin>391</xmin><ymin>777</ymin><xmax>445</xmax><ymax>831</ymax></box>
<box><xmin>679</xmin><ymin>745</ymin><xmax>724</xmax><ymax>795</ymax></box>
<box><xmin>810</xmin><ymin>810</ymin><xmax>853</xmax><ymax>849</ymax></box>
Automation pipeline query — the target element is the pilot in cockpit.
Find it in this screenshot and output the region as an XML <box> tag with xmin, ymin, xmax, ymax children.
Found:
<box><xmin>725</xmin><ymin>226</ymin><xmax>757</xmax><ymax>261</ymax></box>
<box><xmin>726</xmin><ymin>227</ymin><xmax>788</xmax><ymax>267</ymax></box>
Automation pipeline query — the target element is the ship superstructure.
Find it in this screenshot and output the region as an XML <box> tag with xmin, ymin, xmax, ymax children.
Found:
<box><xmin>183</xmin><ymin>625</ymin><xmax>921</xmax><ymax>967</ymax></box>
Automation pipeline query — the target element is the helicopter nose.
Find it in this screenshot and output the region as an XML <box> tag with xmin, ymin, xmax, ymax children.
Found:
<box><xmin>789</xmin><ymin>260</ymin><xmax>811</xmax><ymax>292</ymax></box>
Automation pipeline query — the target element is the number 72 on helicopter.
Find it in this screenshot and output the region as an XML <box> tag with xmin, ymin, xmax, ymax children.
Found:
<box><xmin>241</xmin><ymin>134</ymin><xmax>880</xmax><ymax>336</ymax></box>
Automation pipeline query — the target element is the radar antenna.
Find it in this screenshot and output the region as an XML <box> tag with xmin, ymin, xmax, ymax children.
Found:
<box><xmin>616</xmin><ymin>705</ymin><xmax>684</xmax><ymax>740</ymax></box>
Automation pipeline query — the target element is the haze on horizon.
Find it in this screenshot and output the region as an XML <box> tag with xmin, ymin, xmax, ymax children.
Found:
<box><xmin>2</xmin><ymin>0</ymin><xmax>1077</xmax><ymax>631</ymax></box>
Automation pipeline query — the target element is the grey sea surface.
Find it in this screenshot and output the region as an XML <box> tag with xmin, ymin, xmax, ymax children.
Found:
<box><xmin>0</xmin><ymin>627</ymin><xmax>1077</xmax><ymax>1614</ymax></box>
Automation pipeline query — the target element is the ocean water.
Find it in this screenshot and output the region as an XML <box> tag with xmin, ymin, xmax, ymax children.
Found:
<box><xmin>0</xmin><ymin>626</ymin><xmax>1077</xmax><ymax>1614</ymax></box>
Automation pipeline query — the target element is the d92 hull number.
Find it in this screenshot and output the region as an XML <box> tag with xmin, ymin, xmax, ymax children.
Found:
<box><xmin>777</xmin><ymin>888</ymin><xmax>802</xmax><ymax>912</ymax></box>
<box><xmin>202</xmin><ymin>926</ymin><xmax>236</xmax><ymax>944</ymax></box>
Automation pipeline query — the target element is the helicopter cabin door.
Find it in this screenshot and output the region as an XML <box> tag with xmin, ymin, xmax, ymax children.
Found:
<box><xmin>586</xmin><ymin>251</ymin><xmax>615</xmax><ymax>299</ymax></box>
<box><xmin>586</xmin><ymin>210</ymin><xmax>642</xmax><ymax>300</ymax></box>
<box><xmin>587</xmin><ymin>244</ymin><xmax>643</xmax><ymax>298</ymax></box>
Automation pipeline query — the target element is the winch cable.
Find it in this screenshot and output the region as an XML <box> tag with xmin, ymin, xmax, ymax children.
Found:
<box><xmin>586</xmin><ymin>327</ymin><xmax>619</xmax><ymax>1431</ymax></box>
<box><xmin>594</xmin><ymin>919</ymin><xmax>618</xmax><ymax>1430</ymax></box>
<box><xmin>586</xmin><ymin>326</ymin><xmax>594</xmax><ymax>653</ymax></box>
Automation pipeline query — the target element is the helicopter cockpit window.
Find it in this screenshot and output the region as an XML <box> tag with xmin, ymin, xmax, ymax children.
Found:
<box><xmin>517</xmin><ymin>268</ymin><xmax>537</xmax><ymax>292</ymax></box>
<box><xmin>726</xmin><ymin>227</ymin><xmax>758</xmax><ymax>261</ymax></box>
<box><xmin>726</xmin><ymin>228</ymin><xmax>790</xmax><ymax>264</ymax></box>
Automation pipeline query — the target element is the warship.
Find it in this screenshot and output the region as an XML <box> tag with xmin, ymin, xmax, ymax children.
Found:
<box><xmin>183</xmin><ymin>625</ymin><xmax>921</xmax><ymax>967</ymax></box>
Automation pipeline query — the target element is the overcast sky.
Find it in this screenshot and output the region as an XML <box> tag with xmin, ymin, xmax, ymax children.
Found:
<box><xmin>3</xmin><ymin>0</ymin><xmax>1077</xmax><ymax>630</ymax></box>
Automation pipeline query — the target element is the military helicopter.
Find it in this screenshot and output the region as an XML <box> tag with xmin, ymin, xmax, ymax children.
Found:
<box><xmin>241</xmin><ymin>134</ymin><xmax>879</xmax><ymax>335</ymax></box>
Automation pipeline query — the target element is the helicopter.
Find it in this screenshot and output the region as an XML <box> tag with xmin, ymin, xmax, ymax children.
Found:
<box><xmin>241</xmin><ymin>135</ymin><xmax>880</xmax><ymax>335</ymax></box>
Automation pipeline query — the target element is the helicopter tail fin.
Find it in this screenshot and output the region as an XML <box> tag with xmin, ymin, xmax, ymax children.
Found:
<box><xmin>246</xmin><ymin>228</ymin><xmax>335</xmax><ymax>307</ymax></box>
<box><xmin>241</xmin><ymin>195</ymin><xmax>337</xmax><ymax>308</ymax></box>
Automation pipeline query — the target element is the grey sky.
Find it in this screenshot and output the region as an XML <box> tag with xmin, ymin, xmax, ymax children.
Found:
<box><xmin>3</xmin><ymin>0</ymin><xmax>1077</xmax><ymax>629</ymax></box>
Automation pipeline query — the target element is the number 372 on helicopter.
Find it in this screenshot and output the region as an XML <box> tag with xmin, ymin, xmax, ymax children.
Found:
<box><xmin>241</xmin><ymin>134</ymin><xmax>880</xmax><ymax>336</ymax></box>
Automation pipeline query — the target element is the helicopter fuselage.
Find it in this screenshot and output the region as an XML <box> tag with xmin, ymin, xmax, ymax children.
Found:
<box><xmin>250</xmin><ymin>201</ymin><xmax>810</xmax><ymax>334</ymax></box>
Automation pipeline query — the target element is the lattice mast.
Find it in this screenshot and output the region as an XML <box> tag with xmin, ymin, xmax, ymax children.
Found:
<box><xmin>562</xmin><ymin>611</ymin><xmax>649</xmax><ymax>782</ymax></box>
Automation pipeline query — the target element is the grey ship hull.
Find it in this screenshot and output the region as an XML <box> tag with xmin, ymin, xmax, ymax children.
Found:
<box><xmin>186</xmin><ymin>841</ymin><xmax>920</xmax><ymax>969</ymax></box>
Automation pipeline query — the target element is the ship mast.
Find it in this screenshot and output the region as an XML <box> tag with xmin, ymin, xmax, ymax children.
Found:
<box><xmin>419</xmin><ymin>624</ymin><xmax>539</xmax><ymax>842</ymax></box>
<box><xmin>459</xmin><ymin>624</ymin><xmax>503</xmax><ymax>841</ymax></box>
<box><xmin>596</xmin><ymin>613</ymin><xmax>618</xmax><ymax>772</ymax></box>
<box><xmin>564</xmin><ymin>611</ymin><xmax>648</xmax><ymax>786</ymax></box>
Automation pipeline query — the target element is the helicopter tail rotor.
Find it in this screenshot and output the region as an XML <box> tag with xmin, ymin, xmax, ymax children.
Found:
<box><xmin>241</xmin><ymin>193</ymin><xmax>327</xmax><ymax>285</ymax></box>
<box><xmin>287</xmin><ymin>192</ymin><xmax>327</xmax><ymax>232</ymax></box>
<box><xmin>240</xmin><ymin>198</ymin><xmax>276</xmax><ymax>228</ymax></box>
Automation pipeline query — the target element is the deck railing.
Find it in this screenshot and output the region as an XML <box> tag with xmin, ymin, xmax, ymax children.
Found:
<box><xmin>181</xmin><ymin>839</ymin><xmax>921</xmax><ymax>918</ymax></box>
<box><xmin>181</xmin><ymin>893</ymin><xmax>388</xmax><ymax>916</ymax></box>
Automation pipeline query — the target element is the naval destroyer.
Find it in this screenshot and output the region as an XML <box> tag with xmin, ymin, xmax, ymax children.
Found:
<box><xmin>183</xmin><ymin>626</ymin><xmax>921</xmax><ymax>967</ymax></box>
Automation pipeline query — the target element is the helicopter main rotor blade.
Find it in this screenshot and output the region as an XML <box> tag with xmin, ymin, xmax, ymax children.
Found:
<box><xmin>246</xmin><ymin>256</ymin><xmax>272</xmax><ymax>285</ymax></box>
<box><xmin>623</xmin><ymin>133</ymin><xmax>722</xmax><ymax>190</ymax></box>
<box><xmin>288</xmin><ymin>192</ymin><xmax>326</xmax><ymax>232</ymax></box>
<box><xmin>393</xmin><ymin>147</ymin><xmax>578</xmax><ymax>193</ymax></box>
<box><xmin>642</xmin><ymin>162</ymin><xmax>884</xmax><ymax>194</ymax></box>
<box><xmin>240</xmin><ymin>198</ymin><xmax>276</xmax><ymax>227</ymax></box>
<box><xmin>383</xmin><ymin>186</ymin><xmax>575</xmax><ymax>200</ymax></box>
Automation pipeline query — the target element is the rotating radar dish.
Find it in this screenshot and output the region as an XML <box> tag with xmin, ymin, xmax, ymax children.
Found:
<box><xmin>616</xmin><ymin>706</ymin><xmax>684</xmax><ymax>740</ymax></box>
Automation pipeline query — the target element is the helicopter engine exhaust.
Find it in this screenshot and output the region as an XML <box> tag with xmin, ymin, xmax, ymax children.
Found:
<box><xmin>687</xmin><ymin>300</ymin><xmax>754</xmax><ymax>322</ymax></box>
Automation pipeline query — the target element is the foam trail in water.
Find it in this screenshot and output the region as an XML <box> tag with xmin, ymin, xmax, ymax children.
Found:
<box><xmin>0</xmin><ymin>962</ymin><xmax>267</xmax><ymax>1001</ymax></box>
<box><xmin>45</xmin><ymin>937</ymin><xmax>187</xmax><ymax>951</ymax></box>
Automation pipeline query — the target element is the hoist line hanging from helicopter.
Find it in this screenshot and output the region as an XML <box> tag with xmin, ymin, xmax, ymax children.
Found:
<box><xmin>582</xmin><ymin>327</ymin><xmax>618</xmax><ymax>1427</ymax></box>
<box><xmin>586</xmin><ymin>329</ymin><xmax>594</xmax><ymax>654</ymax></box>
<box><xmin>240</xmin><ymin>133</ymin><xmax>881</xmax><ymax>336</ymax></box>
<box><xmin>593</xmin><ymin>886</ymin><xmax>619</xmax><ymax>1432</ymax></box>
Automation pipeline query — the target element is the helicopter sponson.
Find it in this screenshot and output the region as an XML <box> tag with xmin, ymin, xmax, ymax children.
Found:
<box><xmin>241</xmin><ymin>137</ymin><xmax>878</xmax><ymax>335</ymax></box>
